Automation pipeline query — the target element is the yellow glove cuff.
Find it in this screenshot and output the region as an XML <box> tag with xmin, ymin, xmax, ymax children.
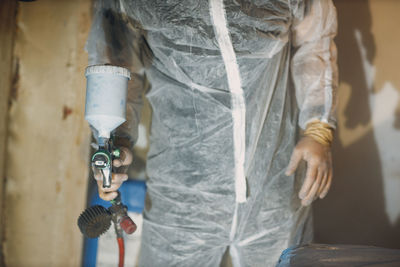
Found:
<box><xmin>304</xmin><ymin>121</ymin><xmax>334</xmax><ymax>147</ymax></box>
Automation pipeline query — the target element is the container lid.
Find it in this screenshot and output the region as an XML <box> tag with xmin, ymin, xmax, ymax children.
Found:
<box><xmin>85</xmin><ymin>65</ymin><xmax>131</xmax><ymax>79</ymax></box>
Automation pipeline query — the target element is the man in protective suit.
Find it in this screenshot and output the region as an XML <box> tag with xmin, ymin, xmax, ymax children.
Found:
<box><xmin>87</xmin><ymin>0</ymin><xmax>338</xmax><ymax>266</ymax></box>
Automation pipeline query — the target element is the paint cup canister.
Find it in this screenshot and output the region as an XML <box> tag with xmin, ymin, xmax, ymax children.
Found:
<box><xmin>85</xmin><ymin>65</ymin><xmax>131</xmax><ymax>139</ymax></box>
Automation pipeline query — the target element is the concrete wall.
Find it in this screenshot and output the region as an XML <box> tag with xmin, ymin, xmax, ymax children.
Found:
<box><xmin>314</xmin><ymin>0</ymin><xmax>400</xmax><ymax>248</ymax></box>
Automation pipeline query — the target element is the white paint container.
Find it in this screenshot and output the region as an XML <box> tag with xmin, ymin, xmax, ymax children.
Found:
<box><xmin>85</xmin><ymin>65</ymin><xmax>131</xmax><ymax>139</ymax></box>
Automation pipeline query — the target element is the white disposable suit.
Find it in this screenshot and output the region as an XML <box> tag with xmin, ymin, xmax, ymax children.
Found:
<box><xmin>87</xmin><ymin>0</ymin><xmax>338</xmax><ymax>266</ymax></box>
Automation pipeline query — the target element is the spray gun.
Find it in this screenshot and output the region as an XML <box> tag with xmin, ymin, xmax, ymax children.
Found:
<box><xmin>77</xmin><ymin>65</ymin><xmax>136</xmax><ymax>267</ymax></box>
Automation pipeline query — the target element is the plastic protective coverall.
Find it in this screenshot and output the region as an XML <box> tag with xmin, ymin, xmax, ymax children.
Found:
<box><xmin>87</xmin><ymin>0</ymin><xmax>338</xmax><ymax>266</ymax></box>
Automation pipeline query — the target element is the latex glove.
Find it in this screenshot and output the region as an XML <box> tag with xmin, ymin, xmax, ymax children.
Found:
<box><xmin>285</xmin><ymin>136</ymin><xmax>332</xmax><ymax>206</ymax></box>
<box><xmin>93</xmin><ymin>146</ymin><xmax>133</xmax><ymax>201</ymax></box>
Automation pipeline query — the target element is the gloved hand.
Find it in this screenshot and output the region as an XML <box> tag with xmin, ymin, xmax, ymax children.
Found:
<box><xmin>93</xmin><ymin>146</ymin><xmax>133</xmax><ymax>201</ymax></box>
<box><xmin>285</xmin><ymin>136</ymin><xmax>332</xmax><ymax>206</ymax></box>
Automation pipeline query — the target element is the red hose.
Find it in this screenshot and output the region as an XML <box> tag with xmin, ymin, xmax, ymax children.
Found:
<box><xmin>117</xmin><ymin>237</ymin><xmax>125</xmax><ymax>267</ymax></box>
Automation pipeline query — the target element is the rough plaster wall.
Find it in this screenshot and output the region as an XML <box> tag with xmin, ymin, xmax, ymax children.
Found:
<box><xmin>0</xmin><ymin>1</ymin><xmax>17</xmax><ymax>264</ymax></box>
<box><xmin>4</xmin><ymin>1</ymin><xmax>92</xmax><ymax>266</ymax></box>
<box><xmin>314</xmin><ymin>0</ymin><xmax>400</xmax><ymax>248</ymax></box>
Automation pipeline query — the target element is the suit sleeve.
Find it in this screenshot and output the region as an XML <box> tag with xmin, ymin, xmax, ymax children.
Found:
<box><xmin>291</xmin><ymin>0</ymin><xmax>338</xmax><ymax>129</ymax></box>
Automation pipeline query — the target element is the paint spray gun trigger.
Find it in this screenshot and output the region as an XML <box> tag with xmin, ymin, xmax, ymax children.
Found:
<box><xmin>92</xmin><ymin>148</ymin><xmax>112</xmax><ymax>188</ymax></box>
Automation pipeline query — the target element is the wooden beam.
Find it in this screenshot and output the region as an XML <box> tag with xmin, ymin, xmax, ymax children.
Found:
<box><xmin>0</xmin><ymin>0</ymin><xmax>17</xmax><ymax>265</ymax></box>
<box><xmin>3</xmin><ymin>0</ymin><xmax>92</xmax><ymax>266</ymax></box>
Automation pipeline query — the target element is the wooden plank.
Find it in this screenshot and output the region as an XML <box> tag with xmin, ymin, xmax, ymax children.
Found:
<box><xmin>0</xmin><ymin>0</ymin><xmax>17</xmax><ymax>265</ymax></box>
<box><xmin>4</xmin><ymin>0</ymin><xmax>92</xmax><ymax>266</ymax></box>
